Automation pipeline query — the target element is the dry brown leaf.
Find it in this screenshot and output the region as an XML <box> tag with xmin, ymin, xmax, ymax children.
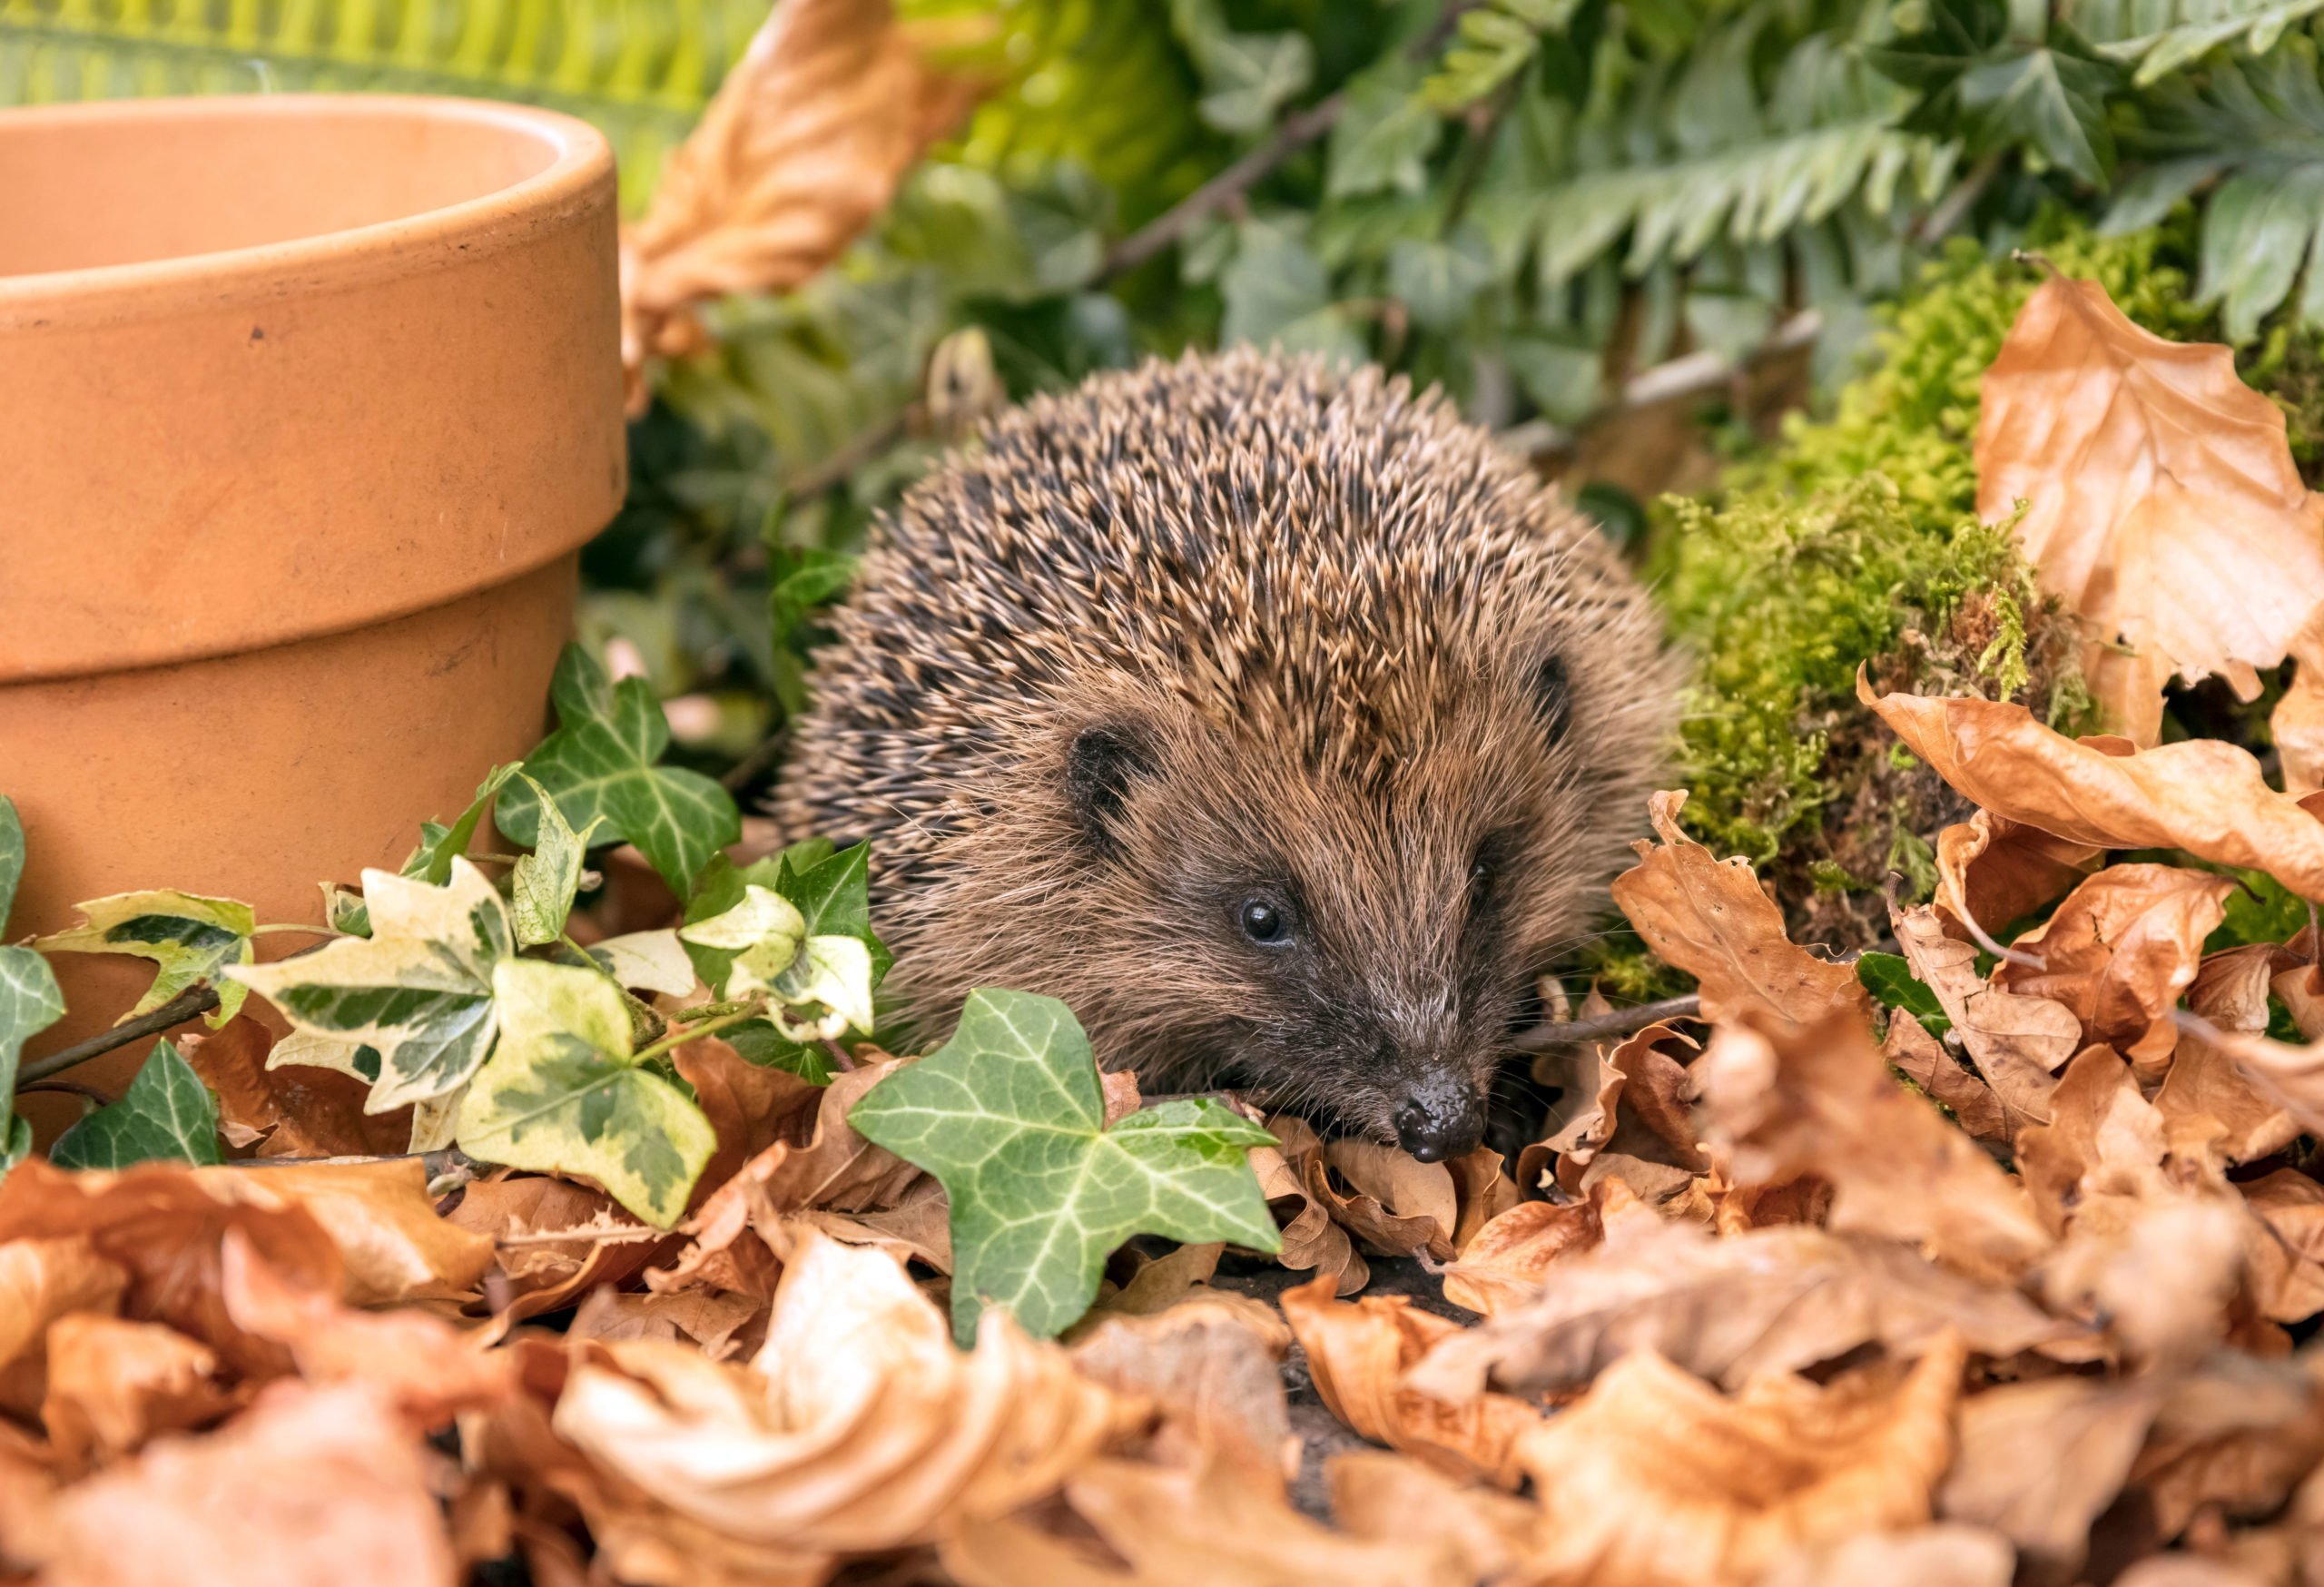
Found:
<box><xmin>2279</xmin><ymin>609</ymin><xmax>2324</xmax><ymax>794</ymax></box>
<box><xmin>1995</xmin><ymin>864</ymin><xmax>2234</xmax><ymax>1073</ymax></box>
<box><xmin>1883</xmin><ymin>1012</ymin><xmax>2011</xmax><ymax>1146</ymax></box>
<box><xmin>1326</xmin><ymin>1451</ymin><xmax>1540</xmax><ymax>1583</ymax></box>
<box><xmin>0</xmin><ymin>1236</ymin><xmax>125</xmax><ymax>1411</ymax></box>
<box><xmin>37</xmin><ymin>1382</ymin><xmax>456</xmax><ymax>1587</ymax></box>
<box><xmin>567</xmin><ymin>1286</ymin><xmax>764</xmax><ymax>1361</ymax></box>
<box><xmin>2132</xmin><ymin>1353</ymin><xmax>2324</xmax><ymax>1541</ymax></box>
<box><xmin>1412</xmin><ymin>1214</ymin><xmax>2073</xmax><ymax>1399</ymax></box>
<box><xmin>1518</xmin><ymin>1338</ymin><xmax>1965</xmax><ymax>1587</ymax></box>
<box><xmin>1279</xmin><ymin>1274</ymin><xmax>1543</xmax><ymax>1488</ymax></box>
<box><xmin>2193</xmin><ymin>1019</ymin><xmax>2324</xmax><ymax>1141</ymax></box>
<box><xmin>1070</xmin><ymin>1305</ymin><xmax>1292</xmax><ymax>1478</ymax></box>
<box><xmin>1068</xmin><ymin>1240</ymin><xmax>1287</xmax><ymax>1346</ymax></box>
<box><xmin>1321</xmin><ymin>1137</ymin><xmax>1458</xmax><ymax>1257</ymax></box>
<box><xmin>1758</xmin><ymin>1525</ymin><xmax>2015</xmax><ymax>1587</ymax></box>
<box><xmin>205</xmin><ymin>1158</ymin><xmax>493</xmax><ymax>1306</ymax></box>
<box><xmin>1935</xmin><ymin>809</ymin><xmax>2106</xmax><ymax>947</ymax></box>
<box><xmin>450</xmin><ymin>1176</ymin><xmax>673</xmax><ymax>1323</ymax></box>
<box><xmin>940</xmin><ymin>1450</ymin><xmax>1483</xmax><ymax>1587</ymax></box>
<box><xmin>673</xmin><ymin>1034</ymin><xmax>824</xmax><ymax>1202</ymax></box>
<box><xmin>1975</xmin><ymin>274</ymin><xmax>2324</xmax><ymax>738</ymax></box>
<box><xmin>2159</xmin><ymin>944</ymin><xmax>2298</xmax><ymax>1164</ymax></box>
<box><xmin>1536</xmin><ymin>1021</ymin><xmax>1705</xmax><ymax>1199</ymax></box>
<box><xmin>40</xmin><ymin>1316</ymin><xmax>231</xmax><ymax>1467</ymax></box>
<box><xmin>621</xmin><ymin>0</ymin><xmax>986</xmax><ymax>399</ymax></box>
<box><xmin>1248</xmin><ymin>1116</ymin><xmax>1366</xmax><ymax>1295</ymax></box>
<box><xmin>551</xmin><ymin>1230</ymin><xmax>1147</xmax><ymax>1564</ymax></box>
<box><xmin>1861</xmin><ymin>672</ymin><xmax>2324</xmax><ymax>901</ymax></box>
<box><xmin>1441</xmin><ymin>1182</ymin><xmax>1622</xmax><ymax>1316</ymax></box>
<box><xmin>1610</xmin><ymin>791</ymin><xmax>1868</xmax><ymax>1025</ymax></box>
<box><xmin>181</xmin><ymin>1016</ymin><xmax>412</xmax><ymax>1158</ymax></box>
<box><xmin>1891</xmin><ymin>900</ymin><xmax>2074</xmax><ymax>1132</ymax></box>
<box><xmin>2242</xmin><ymin>1170</ymin><xmax>2324</xmax><ymax>1323</ymax></box>
<box><xmin>1697</xmin><ymin>1009</ymin><xmax>2050</xmax><ymax>1282</ymax></box>
<box><xmin>1939</xmin><ymin>1374</ymin><xmax>2168</xmax><ymax>1576</ymax></box>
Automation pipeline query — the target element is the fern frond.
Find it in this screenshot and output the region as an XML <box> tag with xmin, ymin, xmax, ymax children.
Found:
<box><xmin>2073</xmin><ymin>0</ymin><xmax>2324</xmax><ymax>85</ymax></box>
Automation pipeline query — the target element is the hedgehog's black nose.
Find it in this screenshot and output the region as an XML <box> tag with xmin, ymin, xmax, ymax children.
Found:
<box><xmin>1393</xmin><ymin>1076</ymin><xmax>1486</xmax><ymax>1163</ymax></box>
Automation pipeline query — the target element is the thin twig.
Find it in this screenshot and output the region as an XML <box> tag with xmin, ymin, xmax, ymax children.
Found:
<box><xmin>822</xmin><ymin>1037</ymin><xmax>859</xmax><ymax>1073</ymax></box>
<box><xmin>1510</xmin><ymin>994</ymin><xmax>1702</xmax><ymax>1053</ymax></box>
<box><xmin>1099</xmin><ymin>92</ymin><xmax>1350</xmax><ymax>281</ymax></box>
<box><xmin>496</xmin><ymin>1223</ymin><xmax>665</xmax><ymax>1248</ymax></box>
<box><xmin>230</xmin><ymin>1146</ymin><xmax>480</xmax><ymax>1180</ymax></box>
<box><xmin>19</xmin><ymin>984</ymin><xmax>222</xmax><ymax>1087</ymax></box>
<box><xmin>1909</xmin><ymin>149</ymin><xmax>2003</xmax><ymax>245</ymax></box>
<box><xmin>721</xmin><ymin>726</ymin><xmax>791</xmax><ymax>794</ymax></box>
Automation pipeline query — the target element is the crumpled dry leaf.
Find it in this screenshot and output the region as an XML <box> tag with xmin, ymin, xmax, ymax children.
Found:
<box><xmin>2132</xmin><ymin>1352</ymin><xmax>2324</xmax><ymax>1541</ymax></box>
<box><xmin>1315</xmin><ymin>1138</ymin><xmax>1515</xmax><ymax>1261</ymax></box>
<box><xmin>1758</xmin><ymin>1524</ymin><xmax>2015</xmax><ymax>1587</ymax></box>
<box><xmin>2193</xmin><ymin>1019</ymin><xmax>2324</xmax><ymax>1140</ymax></box>
<box><xmin>1533</xmin><ymin>1022</ymin><xmax>1706</xmax><ymax>1209</ymax></box>
<box><xmin>1861</xmin><ymin>672</ymin><xmax>2324</xmax><ymax>902</ymax></box>
<box><xmin>1883</xmin><ymin>1012</ymin><xmax>2010</xmax><ymax>1147</ymax></box>
<box><xmin>1413</xmin><ymin>1213</ymin><xmax>2073</xmax><ymax>1399</ymax></box>
<box><xmin>1995</xmin><ymin>864</ymin><xmax>2234</xmax><ymax>1074</ymax></box>
<box><xmin>1326</xmin><ymin>1451</ymin><xmax>1540</xmax><ymax>1584</ymax></box>
<box><xmin>1249</xmin><ymin>1116</ymin><xmax>1365</xmax><ymax>1296</ymax></box>
<box><xmin>1280</xmin><ymin>1274</ymin><xmax>1543</xmax><ymax>1488</ymax></box>
<box><xmin>1975</xmin><ymin>273</ymin><xmax>2324</xmax><ymax>740</ymax></box>
<box><xmin>448</xmin><ymin>1175</ymin><xmax>670</xmax><ymax>1324</ymax></box>
<box><xmin>36</xmin><ymin>1381</ymin><xmax>456</xmax><ymax>1587</ymax></box>
<box><xmin>1069</xmin><ymin>1240</ymin><xmax>1287</xmax><ymax>1346</ymax></box>
<box><xmin>181</xmin><ymin>1016</ymin><xmax>411</xmax><ymax>1158</ymax></box>
<box><xmin>673</xmin><ymin>1035</ymin><xmax>824</xmax><ymax>1201</ymax></box>
<box><xmin>210</xmin><ymin>1158</ymin><xmax>494</xmax><ymax>1306</ymax></box>
<box><xmin>1610</xmin><ymin>791</ymin><xmax>1867</xmax><ymax>1025</ymax></box>
<box><xmin>1891</xmin><ymin>900</ymin><xmax>2074</xmax><ymax>1134</ymax></box>
<box><xmin>1696</xmin><ymin>1009</ymin><xmax>2050</xmax><ymax>1282</ymax></box>
<box><xmin>2278</xmin><ymin>608</ymin><xmax>2324</xmax><ymax>795</ymax></box>
<box><xmin>2158</xmin><ymin>944</ymin><xmax>2298</xmax><ymax>1164</ymax></box>
<box><xmin>40</xmin><ymin>1316</ymin><xmax>231</xmax><ymax>1468</ymax></box>
<box><xmin>1934</xmin><ymin>809</ymin><xmax>2105</xmax><ymax>948</ymax></box>
<box><xmin>551</xmin><ymin>1231</ymin><xmax>1147</xmax><ymax>1567</ymax></box>
<box><xmin>620</xmin><ymin>0</ymin><xmax>986</xmax><ymax>401</ymax></box>
<box><xmin>940</xmin><ymin>1450</ymin><xmax>1484</xmax><ymax>1587</ymax></box>
<box><xmin>1441</xmin><ymin>1180</ymin><xmax>1630</xmax><ymax>1316</ymax></box>
<box><xmin>1518</xmin><ymin>1337</ymin><xmax>1965</xmax><ymax>1587</ymax></box>
<box><xmin>2243</xmin><ymin>1170</ymin><xmax>2324</xmax><ymax>1323</ymax></box>
<box><xmin>1939</xmin><ymin>1374</ymin><xmax>2167</xmax><ymax>1576</ymax></box>
<box><xmin>567</xmin><ymin>1285</ymin><xmax>764</xmax><ymax>1362</ymax></box>
<box><xmin>0</xmin><ymin>1236</ymin><xmax>125</xmax><ymax>1409</ymax></box>
<box><xmin>1069</xmin><ymin>1304</ymin><xmax>1292</xmax><ymax>1478</ymax></box>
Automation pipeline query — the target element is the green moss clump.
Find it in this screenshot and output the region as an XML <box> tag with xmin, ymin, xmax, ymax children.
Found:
<box><xmin>1652</xmin><ymin>215</ymin><xmax>2324</xmax><ymax>945</ymax></box>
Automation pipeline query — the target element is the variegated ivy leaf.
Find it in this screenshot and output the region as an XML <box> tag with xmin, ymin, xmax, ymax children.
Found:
<box><xmin>679</xmin><ymin>884</ymin><xmax>806</xmax><ymax>996</ymax></box>
<box><xmin>494</xmin><ymin>646</ymin><xmax>739</xmax><ymax>895</ymax></box>
<box><xmin>320</xmin><ymin>882</ymin><xmax>371</xmax><ymax>938</ymax></box>
<box><xmin>773</xmin><ymin>935</ymin><xmax>877</xmax><ymax>1039</ymax></box>
<box><xmin>50</xmin><ymin>1040</ymin><xmax>224</xmax><ymax>1170</ymax></box>
<box><xmin>229</xmin><ymin>857</ymin><xmax>512</xmax><ymax>1113</ymax></box>
<box><xmin>455</xmin><ymin>960</ymin><xmax>715</xmax><ymax>1227</ymax></box>
<box><xmin>0</xmin><ymin>794</ymin><xmax>24</xmax><ymax>925</ymax></box>
<box><xmin>510</xmin><ymin>774</ymin><xmax>605</xmax><ymax>948</ymax></box>
<box><xmin>587</xmin><ymin>930</ymin><xmax>697</xmax><ymax>997</ymax></box>
<box><xmin>403</xmin><ymin>763</ymin><xmax>521</xmax><ymax>884</ymax></box>
<box><xmin>0</xmin><ymin>798</ymin><xmax>63</xmax><ymax>1162</ymax></box>
<box><xmin>35</xmin><ymin>890</ymin><xmax>257</xmax><ymax>1028</ymax></box>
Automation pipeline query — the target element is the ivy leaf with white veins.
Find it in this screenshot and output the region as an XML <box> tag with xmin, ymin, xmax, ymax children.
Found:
<box><xmin>403</xmin><ymin>763</ymin><xmax>520</xmax><ymax>884</ymax></box>
<box><xmin>456</xmin><ymin>960</ymin><xmax>715</xmax><ymax>1227</ymax></box>
<box><xmin>227</xmin><ymin>857</ymin><xmax>512</xmax><ymax>1113</ymax></box>
<box><xmin>494</xmin><ymin>645</ymin><xmax>739</xmax><ymax>895</ymax></box>
<box><xmin>35</xmin><ymin>890</ymin><xmax>257</xmax><ymax>1028</ymax></box>
<box><xmin>50</xmin><ymin>1040</ymin><xmax>224</xmax><ymax>1170</ymax></box>
<box><xmin>509</xmin><ymin>774</ymin><xmax>605</xmax><ymax>948</ymax></box>
<box><xmin>849</xmin><ymin>989</ymin><xmax>1281</xmax><ymax>1346</ymax></box>
<box><xmin>0</xmin><ymin>798</ymin><xmax>64</xmax><ymax>1162</ymax></box>
<box><xmin>680</xmin><ymin>883</ymin><xmax>806</xmax><ymax>997</ymax></box>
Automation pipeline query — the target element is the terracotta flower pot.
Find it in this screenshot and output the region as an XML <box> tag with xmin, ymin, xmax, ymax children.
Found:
<box><xmin>0</xmin><ymin>94</ymin><xmax>625</xmax><ymax>1109</ymax></box>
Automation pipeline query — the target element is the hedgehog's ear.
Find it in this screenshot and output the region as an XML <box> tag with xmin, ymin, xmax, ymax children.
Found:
<box><xmin>1529</xmin><ymin>654</ymin><xmax>1572</xmax><ymax>746</ymax></box>
<box><xmin>1065</xmin><ymin>723</ymin><xmax>1157</xmax><ymax>860</ymax></box>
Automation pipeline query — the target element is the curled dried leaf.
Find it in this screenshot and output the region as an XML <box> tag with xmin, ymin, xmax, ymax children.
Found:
<box><xmin>1890</xmin><ymin>901</ymin><xmax>2073</xmax><ymax>1135</ymax></box>
<box><xmin>1883</xmin><ymin>1013</ymin><xmax>2010</xmax><ymax>1147</ymax></box>
<box><xmin>40</xmin><ymin>1316</ymin><xmax>231</xmax><ymax>1468</ymax></box>
<box><xmin>1441</xmin><ymin>1182</ymin><xmax>1622</xmax><ymax>1316</ymax></box>
<box><xmin>1069</xmin><ymin>1305</ymin><xmax>1292</xmax><ymax>1479</ymax></box>
<box><xmin>2157</xmin><ymin>944</ymin><xmax>2297</xmax><ymax>1165</ymax></box>
<box><xmin>1934</xmin><ymin>810</ymin><xmax>2104</xmax><ymax>948</ymax></box>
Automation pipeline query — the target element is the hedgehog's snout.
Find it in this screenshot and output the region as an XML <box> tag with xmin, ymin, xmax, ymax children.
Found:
<box><xmin>1390</xmin><ymin>1069</ymin><xmax>1487</xmax><ymax>1163</ymax></box>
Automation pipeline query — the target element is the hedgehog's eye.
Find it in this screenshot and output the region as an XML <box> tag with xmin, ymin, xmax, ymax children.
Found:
<box><xmin>1239</xmin><ymin>897</ymin><xmax>1292</xmax><ymax>946</ymax></box>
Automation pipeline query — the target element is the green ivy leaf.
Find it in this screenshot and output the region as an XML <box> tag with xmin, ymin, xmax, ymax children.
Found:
<box><xmin>1327</xmin><ymin>62</ymin><xmax>1443</xmax><ymax>198</ymax></box>
<box><xmin>227</xmin><ymin>858</ymin><xmax>512</xmax><ymax>1111</ymax></box>
<box><xmin>509</xmin><ymin>774</ymin><xmax>605</xmax><ymax>948</ymax></box>
<box><xmin>456</xmin><ymin>960</ymin><xmax>716</xmax><ymax>1227</ymax></box>
<box><xmin>728</xmin><ymin>1021</ymin><xmax>838</xmax><ymax>1084</ymax></box>
<box><xmin>403</xmin><ymin>763</ymin><xmax>521</xmax><ymax>884</ymax></box>
<box><xmin>0</xmin><ymin>794</ymin><xmax>24</xmax><ymax>926</ymax></box>
<box><xmin>34</xmin><ymin>890</ymin><xmax>258</xmax><ymax>1028</ymax></box>
<box><xmin>680</xmin><ymin>883</ymin><xmax>807</xmax><ymax>996</ymax></box>
<box><xmin>1386</xmin><ymin>226</ymin><xmax>1495</xmax><ymax>332</ymax></box>
<box><xmin>50</xmin><ymin>1040</ymin><xmax>224</xmax><ymax>1170</ymax></box>
<box><xmin>776</xmin><ymin>843</ymin><xmax>892</xmax><ymax>988</ymax></box>
<box><xmin>1870</xmin><ymin>0</ymin><xmax>2122</xmax><ymax>186</ymax></box>
<box><xmin>495</xmin><ymin>645</ymin><xmax>740</xmax><ymax>895</ymax></box>
<box><xmin>849</xmin><ymin>989</ymin><xmax>1280</xmax><ymax>1346</ymax></box>
<box><xmin>0</xmin><ymin>798</ymin><xmax>64</xmax><ymax>1163</ymax></box>
<box><xmin>1857</xmin><ymin>951</ymin><xmax>1953</xmax><ymax>1039</ymax></box>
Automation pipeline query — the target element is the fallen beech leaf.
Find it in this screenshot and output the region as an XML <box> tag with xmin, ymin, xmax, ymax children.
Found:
<box><xmin>41</xmin><ymin>1316</ymin><xmax>231</xmax><ymax>1466</ymax></box>
<box><xmin>621</xmin><ymin>0</ymin><xmax>986</xmax><ymax>399</ymax></box>
<box><xmin>1861</xmin><ymin>673</ymin><xmax>2324</xmax><ymax>901</ymax></box>
<box><xmin>1070</xmin><ymin>1306</ymin><xmax>1292</xmax><ymax>1476</ymax></box>
<box><xmin>672</xmin><ymin>1034</ymin><xmax>824</xmax><ymax>1199</ymax></box>
<box><xmin>0</xmin><ymin>1237</ymin><xmax>125</xmax><ymax>1404</ymax></box>
<box><xmin>1976</xmin><ymin>274</ymin><xmax>2324</xmax><ymax>737</ymax></box>
<box><xmin>794</xmin><ymin>1177</ymin><xmax>955</xmax><ymax>1273</ymax></box>
<box><xmin>1069</xmin><ymin>1241</ymin><xmax>1287</xmax><ymax>1346</ymax></box>
<box><xmin>568</xmin><ymin>1286</ymin><xmax>763</xmax><ymax>1360</ymax></box>
<box><xmin>180</xmin><ymin>1016</ymin><xmax>410</xmax><ymax>1158</ymax></box>
<box><xmin>1883</xmin><ymin>1013</ymin><xmax>2010</xmax><ymax>1146</ymax></box>
<box><xmin>39</xmin><ymin>1382</ymin><xmax>456</xmax><ymax>1587</ymax></box>
<box><xmin>1935</xmin><ymin>809</ymin><xmax>2105</xmax><ymax>948</ymax></box>
<box><xmin>1696</xmin><ymin>1010</ymin><xmax>2050</xmax><ymax>1281</ymax></box>
<box><xmin>2279</xmin><ymin>609</ymin><xmax>2324</xmax><ymax>795</ymax></box>
<box><xmin>2240</xmin><ymin>1170</ymin><xmax>2324</xmax><ymax>1324</ymax></box>
<box><xmin>1326</xmin><ymin>1451</ymin><xmax>1538</xmax><ymax>1583</ymax></box>
<box><xmin>1538</xmin><ymin>1022</ymin><xmax>1704</xmax><ymax>1197</ymax></box>
<box><xmin>2158</xmin><ymin>944</ymin><xmax>2297</xmax><ymax>1163</ymax></box>
<box><xmin>1441</xmin><ymin>1182</ymin><xmax>1620</xmax><ymax>1316</ymax></box>
<box><xmin>552</xmin><ymin>1231</ymin><xmax>1147</xmax><ymax>1561</ymax></box>
<box><xmin>1995</xmin><ymin>864</ymin><xmax>2233</xmax><ymax>1073</ymax></box>
<box><xmin>449</xmin><ymin>1176</ymin><xmax>670</xmax><ymax>1322</ymax></box>
<box><xmin>2193</xmin><ymin>1020</ymin><xmax>2324</xmax><ymax>1139</ymax></box>
<box><xmin>1610</xmin><ymin>791</ymin><xmax>1867</xmax><ymax>1025</ymax></box>
<box><xmin>1520</xmin><ymin>1339</ymin><xmax>1965</xmax><ymax>1587</ymax></box>
<box><xmin>205</xmin><ymin>1158</ymin><xmax>493</xmax><ymax>1306</ymax></box>
<box><xmin>2132</xmin><ymin>1352</ymin><xmax>2324</xmax><ymax>1539</ymax></box>
<box><xmin>1940</xmin><ymin>1374</ymin><xmax>2167</xmax><ymax>1576</ymax></box>
<box><xmin>1413</xmin><ymin>1215</ymin><xmax>2073</xmax><ymax>1397</ymax></box>
<box><xmin>941</xmin><ymin>1450</ymin><xmax>1482</xmax><ymax>1587</ymax></box>
<box><xmin>1323</xmin><ymin>1137</ymin><xmax>1459</xmax><ymax>1256</ymax></box>
<box><xmin>1249</xmin><ymin>1116</ymin><xmax>1366</xmax><ymax>1295</ymax></box>
<box><xmin>1758</xmin><ymin>1525</ymin><xmax>2014</xmax><ymax>1587</ymax></box>
<box><xmin>221</xmin><ymin>1233</ymin><xmax>509</xmax><ymax>1428</ymax></box>
<box><xmin>1891</xmin><ymin>901</ymin><xmax>2073</xmax><ymax>1133</ymax></box>
<box><xmin>1281</xmin><ymin>1275</ymin><xmax>1543</xmax><ymax>1487</ymax></box>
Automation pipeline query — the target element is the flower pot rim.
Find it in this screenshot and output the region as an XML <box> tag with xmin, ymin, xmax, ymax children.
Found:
<box><xmin>0</xmin><ymin>93</ymin><xmax>612</xmax><ymax>317</ymax></box>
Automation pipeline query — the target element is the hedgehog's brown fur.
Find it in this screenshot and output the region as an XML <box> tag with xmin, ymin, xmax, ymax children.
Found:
<box><xmin>773</xmin><ymin>350</ymin><xmax>1677</xmax><ymax>1158</ymax></box>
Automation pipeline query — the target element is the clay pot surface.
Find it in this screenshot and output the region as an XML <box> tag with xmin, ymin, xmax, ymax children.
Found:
<box><xmin>0</xmin><ymin>94</ymin><xmax>625</xmax><ymax>1108</ymax></box>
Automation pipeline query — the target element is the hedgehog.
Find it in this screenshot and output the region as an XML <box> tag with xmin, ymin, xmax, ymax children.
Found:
<box><xmin>771</xmin><ymin>350</ymin><xmax>1677</xmax><ymax>1162</ymax></box>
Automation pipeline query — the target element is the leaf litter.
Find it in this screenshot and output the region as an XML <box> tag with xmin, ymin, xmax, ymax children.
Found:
<box><xmin>15</xmin><ymin>273</ymin><xmax>2324</xmax><ymax>1586</ymax></box>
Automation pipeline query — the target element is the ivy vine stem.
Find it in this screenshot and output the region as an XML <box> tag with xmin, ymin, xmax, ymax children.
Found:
<box><xmin>630</xmin><ymin>1002</ymin><xmax>765</xmax><ymax>1065</ymax></box>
